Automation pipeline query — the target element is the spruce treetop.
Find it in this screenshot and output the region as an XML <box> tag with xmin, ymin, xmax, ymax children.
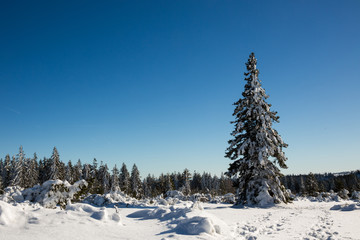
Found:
<box><xmin>226</xmin><ymin>52</ymin><xmax>288</xmax><ymax>171</ymax></box>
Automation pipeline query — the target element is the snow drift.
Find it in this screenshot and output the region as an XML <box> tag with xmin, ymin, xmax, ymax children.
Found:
<box><xmin>0</xmin><ymin>201</ymin><xmax>25</xmax><ymax>226</ymax></box>
<box><xmin>128</xmin><ymin>201</ymin><xmax>228</xmax><ymax>236</ymax></box>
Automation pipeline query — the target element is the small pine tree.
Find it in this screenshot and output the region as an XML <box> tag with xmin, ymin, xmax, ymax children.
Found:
<box><xmin>73</xmin><ymin>159</ymin><xmax>83</xmax><ymax>182</ymax></box>
<box><xmin>2</xmin><ymin>154</ymin><xmax>11</xmax><ymax>188</ymax></box>
<box><xmin>144</xmin><ymin>174</ymin><xmax>156</xmax><ymax>197</ymax></box>
<box><xmin>130</xmin><ymin>164</ymin><xmax>142</xmax><ymax>198</ymax></box>
<box><xmin>212</xmin><ymin>175</ymin><xmax>220</xmax><ymax>195</ymax></box>
<box><xmin>82</xmin><ymin>164</ymin><xmax>91</xmax><ymax>181</ymax></box>
<box><xmin>120</xmin><ymin>163</ymin><xmax>130</xmax><ymax>194</ymax></box>
<box><xmin>11</xmin><ymin>146</ymin><xmax>26</xmax><ymax>187</ymax></box>
<box><xmin>65</xmin><ymin>160</ymin><xmax>74</xmax><ymax>184</ymax></box>
<box><xmin>201</xmin><ymin>172</ymin><xmax>212</xmax><ymax>193</ymax></box>
<box><xmin>49</xmin><ymin>147</ymin><xmax>61</xmax><ymax>180</ymax></box>
<box><xmin>143</xmin><ymin>177</ymin><xmax>151</xmax><ymax>198</ymax></box>
<box><xmin>22</xmin><ymin>158</ymin><xmax>30</xmax><ymax>188</ymax></box>
<box><xmin>191</xmin><ymin>172</ymin><xmax>201</xmax><ymax>193</ymax></box>
<box><xmin>180</xmin><ymin>169</ymin><xmax>191</xmax><ymax>196</ymax></box>
<box><xmin>98</xmin><ymin>162</ymin><xmax>110</xmax><ymax>193</ymax></box>
<box><xmin>305</xmin><ymin>172</ymin><xmax>319</xmax><ymax>196</ymax></box>
<box><xmin>225</xmin><ymin>53</ymin><xmax>289</xmax><ymax>205</ymax></box>
<box><xmin>299</xmin><ymin>175</ymin><xmax>306</xmax><ymax>194</ymax></box>
<box><xmin>0</xmin><ymin>173</ymin><xmax>3</xmax><ymax>192</ymax></box>
<box><xmin>30</xmin><ymin>153</ymin><xmax>39</xmax><ymax>186</ymax></box>
<box><xmin>89</xmin><ymin>158</ymin><xmax>101</xmax><ymax>194</ymax></box>
<box><xmin>165</xmin><ymin>174</ymin><xmax>173</xmax><ymax>193</ymax></box>
<box><xmin>111</xmin><ymin>165</ymin><xmax>120</xmax><ymax>191</ymax></box>
<box><xmin>39</xmin><ymin>157</ymin><xmax>51</xmax><ymax>183</ymax></box>
<box><xmin>171</xmin><ymin>173</ymin><xmax>179</xmax><ymax>190</ymax></box>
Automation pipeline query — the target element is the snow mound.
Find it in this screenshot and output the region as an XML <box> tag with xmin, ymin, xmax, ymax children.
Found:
<box><xmin>90</xmin><ymin>209</ymin><xmax>108</xmax><ymax>220</ymax></box>
<box><xmin>83</xmin><ymin>190</ymin><xmax>135</xmax><ymax>207</ymax></box>
<box><xmin>294</xmin><ymin>191</ymin><xmax>346</xmax><ymax>202</ymax></box>
<box><xmin>174</xmin><ymin>216</ymin><xmax>219</xmax><ymax>235</ymax></box>
<box><xmin>90</xmin><ymin>208</ymin><xmax>121</xmax><ymax>223</ymax></box>
<box><xmin>129</xmin><ymin>202</ymin><xmax>227</xmax><ymax>236</ymax></box>
<box><xmin>66</xmin><ymin>202</ymin><xmax>98</xmax><ymax>213</ymax></box>
<box><xmin>0</xmin><ymin>201</ymin><xmax>25</xmax><ymax>226</ymax></box>
<box><xmin>330</xmin><ymin>203</ymin><xmax>360</xmax><ymax>211</ymax></box>
<box><xmin>66</xmin><ymin>203</ymin><xmax>121</xmax><ymax>223</ymax></box>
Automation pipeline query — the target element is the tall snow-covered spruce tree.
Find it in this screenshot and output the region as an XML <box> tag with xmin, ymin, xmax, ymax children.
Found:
<box><xmin>225</xmin><ymin>53</ymin><xmax>289</xmax><ymax>206</ymax></box>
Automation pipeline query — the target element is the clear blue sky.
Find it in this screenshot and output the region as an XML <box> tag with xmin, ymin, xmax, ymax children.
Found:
<box><xmin>1</xmin><ymin>0</ymin><xmax>359</xmax><ymax>177</ymax></box>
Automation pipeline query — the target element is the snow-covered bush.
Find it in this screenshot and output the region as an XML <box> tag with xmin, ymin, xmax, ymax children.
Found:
<box><xmin>165</xmin><ymin>190</ymin><xmax>185</xmax><ymax>200</ymax></box>
<box><xmin>293</xmin><ymin>190</ymin><xmax>352</xmax><ymax>202</ymax></box>
<box><xmin>314</xmin><ymin>192</ymin><xmax>341</xmax><ymax>202</ymax></box>
<box><xmin>83</xmin><ymin>190</ymin><xmax>136</xmax><ymax>206</ymax></box>
<box><xmin>189</xmin><ymin>193</ymin><xmax>209</xmax><ymax>202</ymax></box>
<box><xmin>351</xmin><ymin>191</ymin><xmax>360</xmax><ymax>200</ymax></box>
<box><xmin>338</xmin><ymin>189</ymin><xmax>350</xmax><ymax>200</ymax></box>
<box><xmin>286</xmin><ymin>189</ymin><xmax>296</xmax><ymax>200</ymax></box>
<box><xmin>0</xmin><ymin>180</ymin><xmax>88</xmax><ymax>209</ymax></box>
<box><xmin>0</xmin><ymin>186</ymin><xmax>24</xmax><ymax>203</ymax></box>
<box><xmin>223</xmin><ymin>193</ymin><xmax>235</xmax><ymax>204</ymax></box>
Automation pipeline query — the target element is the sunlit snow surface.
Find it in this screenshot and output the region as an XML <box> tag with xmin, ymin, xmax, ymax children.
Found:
<box><xmin>1</xmin><ymin>199</ymin><xmax>359</xmax><ymax>240</ymax></box>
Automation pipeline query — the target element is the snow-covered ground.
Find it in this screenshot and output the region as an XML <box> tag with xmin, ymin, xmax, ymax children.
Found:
<box><xmin>1</xmin><ymin>199</ymin><xmax>359</xmax><ymax>240</ymax></box>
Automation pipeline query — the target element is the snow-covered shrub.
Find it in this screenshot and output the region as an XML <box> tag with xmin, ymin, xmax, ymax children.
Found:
<box><xmin>157</xmin><ymin>198</ymin><xmax>169</xmax><ymax>206</ymax></box>
<box><xmin>338</xmin><ymin>189</ymin><xmax>350</xmax><ymax>200</ymax></box>
<box><xmin>222</xmin><ymin>193</ymin><xmax>235</xmax><ymax>204</ymax></box>
<box><xmin>189</xmin><ymin>193</ymin><xmax>209</xmax><ymax>202</ymax></box>
<box><xmin>351</xmin><ymin>191</ymin><xmax>360</xmax><ymax>200</ymax></box>
<box><xmin>286</xmin><ymin>189</ymin><xmax>296</xmax><ymax>200</ymax></box>
<box><xmin>71</xmin><ymin>180</ymin><xmax>91</xmax><ymax>202</ymax></box>
<box><xmin>43</xmin><ymin>181</ymin><xmax>70</xmax><ymax>209</ymax></box>
<box><xmin>294</xmin><ymin>191</ymin><xmax>345</xmax><ymax>202</ymax></box>
<box><xmin>210</xmin><ymin>196</ymin><xmax>222</xmax><ymax>204</ymax></box>
<box><xmin>328</xmin><ymin>190</ymin><xmax>341</xmax><ymax>201</ymax></box>
<box><xmin>0</xmin><ymin>186</ymin><xmax>24</xmax><ymax>203</ymax></box>
<box><xmin>191</xmin><ymin>201</ymin><xmax>204</xmax><ymax>210</ymax></box>
<box><xmin>83</xmin><ymin>190</ymin><xmax>136</xmax><ymax>206</ymax></box>
<box><xmin>104</xmin><ymin>190</ymin><xmax>130</xmax><ymax>203</ymax></box>
<box><xmin>1</xmin><ymin>180</ymin><xmax>88</xmax><ymax>209</ymax></box>
<box><xmin>165</xmin><ymin>190</ymin><xmax>184</xmax><ymax>199</ymax></box>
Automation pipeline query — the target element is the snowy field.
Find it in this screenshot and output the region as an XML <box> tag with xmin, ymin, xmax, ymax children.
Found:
<box><xmin>1</xmin><ymin>199</ymin><xmax>359</xmax><ymax>240</ymax></box>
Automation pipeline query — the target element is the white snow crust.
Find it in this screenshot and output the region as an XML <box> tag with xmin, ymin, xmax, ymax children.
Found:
<box><xmin>1</xmin><ymin>196</ymin><xmax>360</xmax><ymax>239</ymax></box>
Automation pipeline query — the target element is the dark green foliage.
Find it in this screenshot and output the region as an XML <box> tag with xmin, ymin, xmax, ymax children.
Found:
<box><xmin>72</xmin><ymin>182</ymin><xmax>90</xmax><ymax>203</ymax></box>
<box><xmin>130</xmin><ymin>164</ymin><xmax>142</xmax><ymax>198</ymax></box>
<box><xmin>281</xmin><ymin>171</ymin><xmax>360</xmax><ymax>195</ymax></box>
<box><xmin>120</xmin><ymin>163</ymin><xmax>130</xmax><ymax>194</ymax></box>
<box><xmin>225</xmin><ymin>53</ymin><xmax>289</xmax><ymax>205</ymax></box>
<box><xmin>305</xmin><ymin>172</ymin><xmax>319</xmax><ymax>196</ymax></box>
<box><xmin>48</xmin><ymin>183</ymin><xmax>70</xmax><ymax>209</ymax></box>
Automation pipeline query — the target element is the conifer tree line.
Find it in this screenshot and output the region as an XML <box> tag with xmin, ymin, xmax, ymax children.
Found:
<box><xmin>281</xmin><ymin>171</ymin><xmax>360</xmax><ymax>196</ymax></box>
<box><xmin>0</xmin><ymin>146</ymin><xmax>235</xmax><ymax>198</ymax></box>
